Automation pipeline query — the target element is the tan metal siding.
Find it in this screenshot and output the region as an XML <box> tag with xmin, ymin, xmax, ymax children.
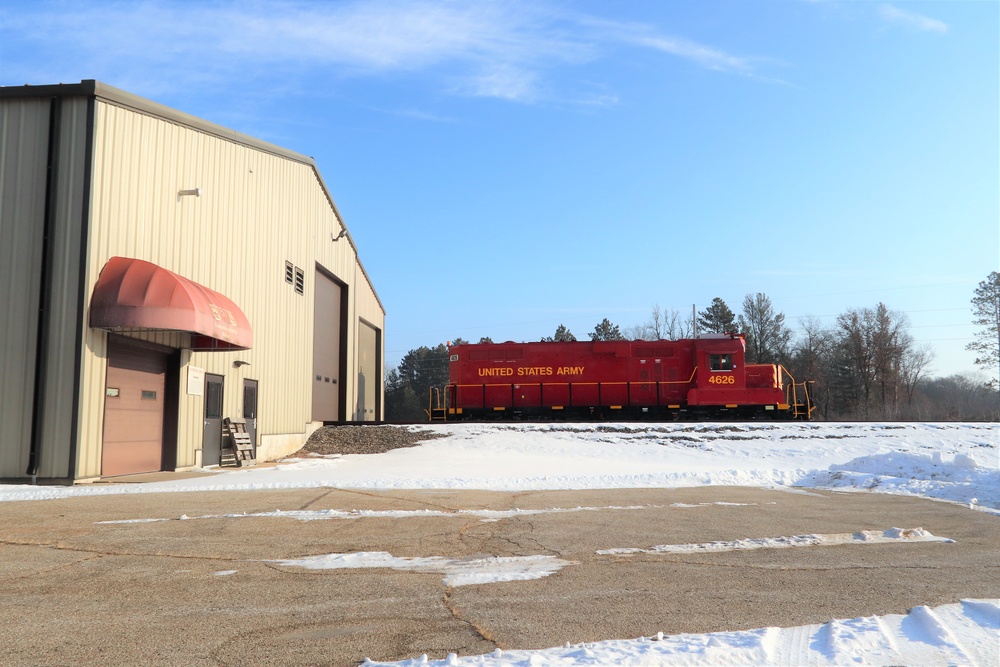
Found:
<box><xmin>0</xmin><ymin>99</ymin><xmax>49</xmax><ymax>478</ymax></box>
<box><xmin>354</xmin><ymin>262</ymin><xmax>385</xmax><ymax>330</ymax></box>
<box><xmin>76</xmin><ymin>99</ymin><xmax>385</xmax><ymax>475</ymax></box>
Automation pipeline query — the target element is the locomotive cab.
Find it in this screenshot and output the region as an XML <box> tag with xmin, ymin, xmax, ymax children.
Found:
<box><xmin>687</xmin><ymin>334</ymin><xmax>748</xmax><ymax>410</ymax></box>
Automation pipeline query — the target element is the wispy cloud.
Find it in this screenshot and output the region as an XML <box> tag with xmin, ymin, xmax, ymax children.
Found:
<box><xmin>369</xmin><ymin>106</ymin><xmax>463</xmax><ymax>124</ymax></box>
<box><xmin>575</xmin><ymin>15</ymin><xmax>762</xmax><ymax>77</ymax></box>
<box><xmin>1</xmin><ymin>1</ymin><xmax>779</xmax><ymax>105</ymax></box>
<box><xmin>879</xmin><ymin>4</ymin><xmax>949</xmax><ymax>33</ymax></box>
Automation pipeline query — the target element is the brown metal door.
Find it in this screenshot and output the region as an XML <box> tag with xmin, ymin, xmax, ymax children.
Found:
<box><xmin>202</xmin><ymin>374</ymin><xmax>224</xmax><ymax>466</ymax></box>
<box><xmin>102</xmin><ymin>339</ymin><xmax>168</xmax><ymax>476</ymax></box>
<box><xmin>242</xmin><ymin>379</ymin><xmax>258</xmax><ymax>449</ymax></box>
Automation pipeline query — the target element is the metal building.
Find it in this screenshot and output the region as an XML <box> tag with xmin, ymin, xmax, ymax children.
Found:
<box><xmin>0</xmin><ymin>80</ymin><xmax>385</xmax><ymax>483</ymax></box>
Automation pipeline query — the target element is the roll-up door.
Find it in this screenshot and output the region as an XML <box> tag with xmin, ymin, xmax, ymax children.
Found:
<box><xmin>312</xmin><ymin>270</ymin><xmax>342</xmax><ymax>421</ymax></box>
<box><xmin>101</xmin><ymin>338</ymin><xmax>169</xmax><ymax>476</ymax></box>
<box><xmin>356</xmin><ymin>321</ymin><xmax>380</xmax><ymax>421</ymax></box>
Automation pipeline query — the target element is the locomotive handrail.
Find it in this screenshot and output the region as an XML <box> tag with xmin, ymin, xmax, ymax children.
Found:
<box><xmin>777</xmin><ymin>365</ymin><xmax>815</xmax><ymax>420</ymax></box>
<box><xmin>427</xmin><ymin>386</ymin><xmax>448</xmax><ymax>422</ymax></box>
<box><xmin>672</xmin><ymin>368</ymin><xmax>699</xmax><ymax>385</ymax></box>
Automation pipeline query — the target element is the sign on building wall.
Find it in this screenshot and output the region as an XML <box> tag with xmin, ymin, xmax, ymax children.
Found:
<box><xmin>187</xmin><ymin>366</ymin><xmax>205</xmax><ymax>396</ymax></box>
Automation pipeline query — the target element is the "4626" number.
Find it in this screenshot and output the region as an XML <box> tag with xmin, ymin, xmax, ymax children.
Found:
<box><xmin>708</xmin><ymin>374</ymin><xmax>735</xmax><ymax>385</ymax></box>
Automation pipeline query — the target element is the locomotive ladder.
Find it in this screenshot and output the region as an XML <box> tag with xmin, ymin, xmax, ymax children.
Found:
<box><xmin>779</xmin><ymin>367</ymin><xmax>815</xmax><ymax>420</ymax></box>
<box><xmin>427</xmin><ymin>387</ymin><xmax>448</xmax><ymax>422</ymax></box>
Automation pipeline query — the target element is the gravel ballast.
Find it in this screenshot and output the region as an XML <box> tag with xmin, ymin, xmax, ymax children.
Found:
<box><xmin>295</xmin><ymin>425</ymin><xmax>447</xmax><ymax>457</ymax></box>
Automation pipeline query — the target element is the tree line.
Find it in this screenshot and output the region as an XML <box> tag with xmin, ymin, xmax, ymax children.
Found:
<box><xmin>386</xmin><ymin>273</ymin><xmax>1000</xmax><ymax>422</ymax></box>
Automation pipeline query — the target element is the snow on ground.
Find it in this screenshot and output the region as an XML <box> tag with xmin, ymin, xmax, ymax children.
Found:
<box><xmin>270</xmin><ymin>552</ymin><xmax>577</xmax><ymax>587</ymax></box>
<box><xmin>1</xmin><ymin>422</ymin><xmax>995</xmax><ymax>509</ymax></box>
<box><xmin>1</xmin><ymin>421</ymin><xmax>997</xmax><ymax>665</ymax></box>
<box><xmin>366</xmin><ymin>599</ymin><xmax>1000</xmax><ymax>667</ymax></box>
<box><xmin>596</xmin><ymin>527</ymin><xmax>955</xmax><ymax>555</ymax></box>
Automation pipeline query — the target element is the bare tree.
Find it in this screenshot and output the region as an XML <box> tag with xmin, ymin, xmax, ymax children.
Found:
<box><xmin>738</xmin><ymin>293</ymin><xmax>792</xmax><ymax>364</ymax></box>
<box><xmin>916</xmin><ymin>373</ymin><xmax>997</xmax><ymax>421</ymax></box>
<box><xmin>836</xmin><ymin>308</ymin><xmax>876</xmax><ymax>418</ymax></box>
<box><xmin>660</xmin><ymin>307</ymin><xmax>688</xmax><ymax>339</ymax></box>
<box><xmin>899</xmin><ymin>344</ymin><xmax>934</xmax><ymax>416</ymax></box>
<box><xmin>791</xmin><ymin>315</ymin><xmax>835</xmax><ymax>419</ymax></box>
<box><xmin>622</xmin><ymin>324</ymin><xmax>647</xmax><ymax>340</ymax></box>
<box><xmin>872</xmin><ymin>304</ymin><xmax>908</xmax><ymax>418</ymax></box>
<box><xmin>680</xmin><ymin>312</ymin><xmax>696</xmax><ymax>339</ymax></box>
<box><xmin>644</xmin><ymin>304</ymin><xmax>665</xmax><ymax>339</ymax></box>
<box><xmin>835</xmin><ymin>303</ymin><xmax>917</xmax><ymax>420</ymax></box>
<box><xmin>632</xmin><ymin>304</ymin><xmax>685</xmax><ymax>340</ymax></box>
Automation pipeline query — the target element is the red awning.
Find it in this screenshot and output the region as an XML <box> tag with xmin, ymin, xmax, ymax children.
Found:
<box><xmin>89</xmin><ymin>257</ymin><xmax>253</xmax><ymax>351</ymax></box>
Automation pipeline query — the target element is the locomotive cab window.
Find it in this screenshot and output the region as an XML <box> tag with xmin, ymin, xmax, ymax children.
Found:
<box><xmin>709</xmin><ymin>354</ymin><xmax>732</xmax><ymax>371</ymax></box>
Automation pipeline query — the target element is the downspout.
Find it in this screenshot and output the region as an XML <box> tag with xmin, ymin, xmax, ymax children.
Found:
<box><xmin>26</xmin><ymin>96</ymin><xmax>62</xmax><ymax>482</ymax></box>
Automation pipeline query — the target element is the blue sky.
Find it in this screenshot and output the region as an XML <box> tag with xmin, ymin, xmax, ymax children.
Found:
<box><xmin>2</xmin><ymin>0</ymin><xmax>997</xmax><ymax>378</ymax></box>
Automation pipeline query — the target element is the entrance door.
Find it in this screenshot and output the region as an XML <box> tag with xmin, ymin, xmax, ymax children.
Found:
<box><xmin>243</xmin><ymin>379</ymin><xmax>258</xmax><ymax>450</ymax></box>
<box><xmin>102</xmin><ymin>339</ymin><xmax>169</xmax><ymax>476</ymax></box>
<box><xmin>202</xmin><ymin>374</ymin><xmax>224</xmax><ymax>466</ymax></box>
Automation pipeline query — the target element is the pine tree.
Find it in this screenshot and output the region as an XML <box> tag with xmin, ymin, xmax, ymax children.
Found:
<box><xmin>697</xmin><ymin>297</ymin><xmax>736</xmax><ymax>334</ymax></box>
<box><xmin>966</xmin><ymin>271</ymin><xmax>1000</xmax><ymax>389</ymax></box>
<box><xmin>543</xmin><ymin>324</ymin><xmax>576</xmax><ymax>342</ymax></box>
<box><xmin>589</xmin><ymin>318</ymin><xmax>625</xmax><ymax>341</ymax></box>
<box><xmin>385</xmin><ymin>343</ymin><xmax>452</xmax><ymax>420</ymax></box>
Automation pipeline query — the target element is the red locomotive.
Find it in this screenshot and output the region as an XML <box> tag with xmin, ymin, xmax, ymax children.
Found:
<box><xmin>429</xmin><ymin>334</ymin><xmax>813</xmax><ymax>421</ymax></box>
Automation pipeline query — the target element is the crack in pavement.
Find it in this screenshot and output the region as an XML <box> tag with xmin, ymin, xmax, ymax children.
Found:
<box><xmin>0</xmin><ymin>546</ymin><xmax>105</xmax><ymax>580</ymax></box>
<box><xmin>296</xmin><ymin>489</ymin><xmax>338</xmax><ymax>511</ymax></box>
<box><xmin>336</xmin><ymin>488</ymin><xmax>461</xmax><ymax>513</ymax></box>
<box><xmin>507</xmin><ymin>516</ymin><xmax>561</xmax><ymax>557</ymax></box>
<box><xmin>0</xmin><ymin>537</ymin><xmax>247</xmax><ymax>564</ymax></box>
<box><xmin>442</xmin><ymin>586</ymin><xmax>501</xmax><ymax>650</ymax></box>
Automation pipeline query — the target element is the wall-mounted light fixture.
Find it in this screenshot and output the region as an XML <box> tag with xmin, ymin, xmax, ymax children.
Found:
<box><xmin>332</xmin><ymin>229</ymin><xmax>348</xmax><ymax>242</ymax></box>
<box><xmin>177</xmin><ymin>188</ymin><xmax>201</xmax><ymax>202</ymax></box>
<box><xmin>233</xmin><ymin>360</ymin><xmax>251</xmax><ymax>368</ymax></box>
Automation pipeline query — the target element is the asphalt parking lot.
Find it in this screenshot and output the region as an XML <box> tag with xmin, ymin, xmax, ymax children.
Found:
<box><xmin>1</xmin><ymin>485</ymin><xmax>998</xmax><ymax>666</ymax></box>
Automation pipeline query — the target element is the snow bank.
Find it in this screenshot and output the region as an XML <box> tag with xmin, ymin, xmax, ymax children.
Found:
<box><xmin>366</xmin><ymin>598</ymin><xmax>1000</xmax><ymax>667</ymax></box>
<box><xmin>0</xmin><ymin>422</ymin><xmax>996</xmax><ymax>512</ymax></box>
<box><xmin>801</xmin><ymin>449</ymin><xmax>1000</xmax><ymax>511</ymax></box>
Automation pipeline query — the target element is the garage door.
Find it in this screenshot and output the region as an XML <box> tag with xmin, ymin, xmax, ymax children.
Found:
<box><xmin>312</xmin><ymin>270</ymin><xmax>343</xmax><ymax>422</ymax></box>
<box><xmin>102</xmin><ymin>338</ymin><xmax>169</xmax><ymax>476</ymax></box>
<box><xmin>356</xmin><ymin>321</ymin><xmax>380</xmax><ymax>421</ymax></box>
